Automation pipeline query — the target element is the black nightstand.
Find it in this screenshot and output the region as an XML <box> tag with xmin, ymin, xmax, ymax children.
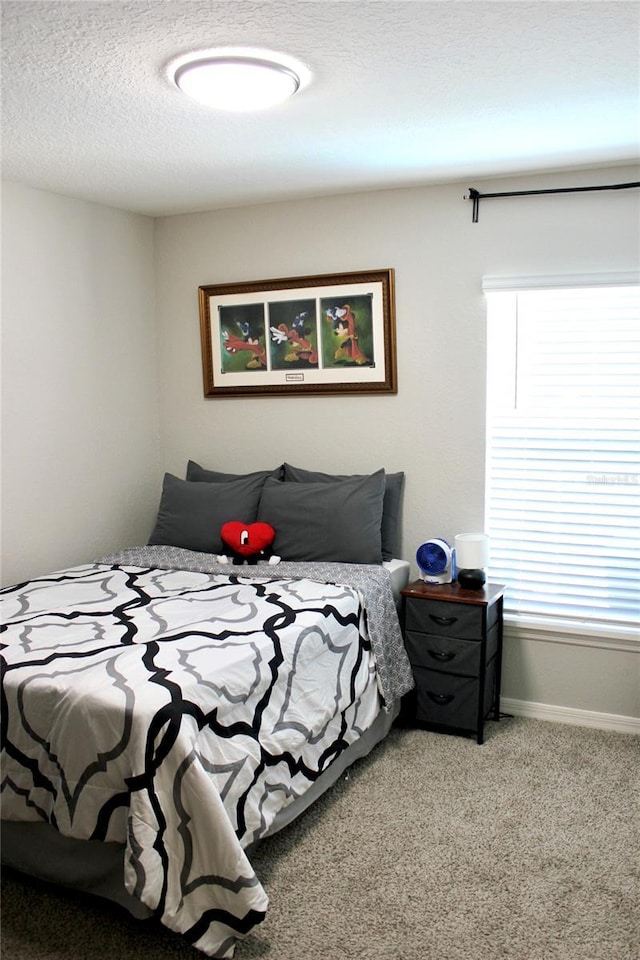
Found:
<box><xmin>400</xmin><ymin>580</ymin><xmax>505</xmax><ymax>744</ymax></box>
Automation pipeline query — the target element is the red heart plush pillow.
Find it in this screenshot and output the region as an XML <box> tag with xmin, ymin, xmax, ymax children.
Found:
<box><xmin>220</xmin><ymin>521</ymin><xmax>275</xmax><ymax>558</ymax></box>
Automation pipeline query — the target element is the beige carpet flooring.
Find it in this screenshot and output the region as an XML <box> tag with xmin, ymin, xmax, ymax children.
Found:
<box><xmin>2</xmin><ymin>717</ymin><xmax>638</xmax><ymax>960</ymax></box>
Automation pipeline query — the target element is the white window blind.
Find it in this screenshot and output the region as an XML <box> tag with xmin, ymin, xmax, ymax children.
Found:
<box><xmin>485</xmin><ymin>283</ymin><xmax>640</xmax><ymax>634</ymax></box>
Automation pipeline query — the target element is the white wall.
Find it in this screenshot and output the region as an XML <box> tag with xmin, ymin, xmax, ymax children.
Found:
<box><xmin>154</xmin><ymin>165</ymin><xmax>640</xmax><ymax>554</ymax></box>
<box><xmin>154</xmin><ymin>165</ymin><xmax>640</xmax><ymax>721</ymax></box>
<box><xmin>1</xmin><ymin>182</ymin><xmax>161</xmax><ymax>586</ymax></box>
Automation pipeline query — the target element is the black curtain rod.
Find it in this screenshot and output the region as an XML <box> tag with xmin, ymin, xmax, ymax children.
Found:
<box><xmin>464</xmin><ymin>180</ymin><xmax>640</xmax><ymax>223</ymax></box>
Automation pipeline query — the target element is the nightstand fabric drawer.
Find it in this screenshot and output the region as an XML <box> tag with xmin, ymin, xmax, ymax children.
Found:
<box><xmin>404</xmin><ymin>598</ymin><xmax>488</xmax><ymax>639</ymax></box>
<box><xmin>404</xmin><ymin>626</ymin><xmax>498</xmax><ymax>676</ymax></box>
<box><xmin>414</xmin><ymin>659</ymin><xmax>496</xmax><ymax>730</ymax></box>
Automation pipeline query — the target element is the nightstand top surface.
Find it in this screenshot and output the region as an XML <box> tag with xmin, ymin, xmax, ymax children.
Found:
<box><xmin>402</xmin><ymin>580</ymin><xmax>505</xmax><ymax>606</ymax></box>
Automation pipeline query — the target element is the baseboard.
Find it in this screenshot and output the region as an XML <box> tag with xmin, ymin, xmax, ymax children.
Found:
<box><xmin>501</xmin><ymin>697</ymin><xmax>640</xmax><ymax>735</ymax></box>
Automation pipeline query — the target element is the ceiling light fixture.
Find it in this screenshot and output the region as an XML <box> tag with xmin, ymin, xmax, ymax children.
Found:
<box><xmin>174</xmin><ymin>55</ymin><xmax>301</xmax><ymax>111</ymax></box>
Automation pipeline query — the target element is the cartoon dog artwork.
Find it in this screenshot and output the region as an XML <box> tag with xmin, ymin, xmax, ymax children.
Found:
<box><xmin>270</xmin><ymin>311</ymin><xmax>319</xmax><ymax>366</ymax></box>
<box><xmin>325</xmin><ymin>304</ymin><xmax>370</xmax><ymax>365</ymax></box>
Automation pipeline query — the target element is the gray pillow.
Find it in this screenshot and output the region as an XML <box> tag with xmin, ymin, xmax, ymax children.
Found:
<box><xmin>257</xmin><ymin>471</ymin><xmax>386</xmax><ymax>564</ymax></box>
<box><xmin>186</xmin><ymin>460</ymin><xmax>284</xmax><ymax>483</ymax></box>
<box><xmin>282</xmin><ymin>464</ymin><xmax>404</xmax><ymax>560</ymax></box>
<box><xmin>149</xmin><ymin>473</ymin><xmax>266</xmax><ymax>554</ymax></box>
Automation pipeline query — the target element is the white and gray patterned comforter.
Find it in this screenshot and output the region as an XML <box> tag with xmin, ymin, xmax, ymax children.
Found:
<box><xmin>1</xmin><ymin>548</ymin><xmax>413</xmax><ymax>958</ymax></box>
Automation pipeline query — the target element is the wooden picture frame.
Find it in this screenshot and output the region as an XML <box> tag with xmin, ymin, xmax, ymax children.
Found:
<box><xmin>198</xmin><ymin>269</ymin><xmax>396</xmax><ymax>397</ymax></box>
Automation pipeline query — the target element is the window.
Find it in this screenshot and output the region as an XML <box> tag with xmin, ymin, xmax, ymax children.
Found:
<box><xmin>484</xmin><ymin>279</ymin><xmax>640</xmax><ymax>637</ymax></box>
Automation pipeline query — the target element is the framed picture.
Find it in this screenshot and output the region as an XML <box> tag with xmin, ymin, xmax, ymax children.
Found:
<box><xmin>198</xmin><ymin>269</ymin><xmax>396</xmax><ymax>397</ymax></box>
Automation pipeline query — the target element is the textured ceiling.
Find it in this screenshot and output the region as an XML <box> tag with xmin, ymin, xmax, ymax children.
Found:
<box><xmin>2</xmin><ymin>0</ymin><xmax>639</xmax><ymax>217</ymax></box>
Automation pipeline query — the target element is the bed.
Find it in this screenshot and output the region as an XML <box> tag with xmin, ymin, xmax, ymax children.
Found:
<box><xmin>1</xmin><ymin>463</ymin><xmax>413</xmax><ymax>959</ymax></box>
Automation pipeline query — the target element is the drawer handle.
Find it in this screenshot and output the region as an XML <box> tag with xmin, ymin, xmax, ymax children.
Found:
<box><xmin>429</xmin><ymin>614</ymin><xmax>458</xmax><ymax>627</ymax></box>
<box><xmin>427</xmin><ymin>692</ymin><xmax>455</xmax><ymax>706</ymax></box>
<box><xmin>427</xmin><ymin>649</ymin><xmax>456</xmax><ymax>662</ymax></box>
